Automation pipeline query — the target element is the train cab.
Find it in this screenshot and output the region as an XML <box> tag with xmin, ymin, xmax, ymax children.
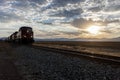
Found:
<box><xmin>18</xmin><ymin>26</ymin><xmax>34</xmax><ymax>43</ymax></box>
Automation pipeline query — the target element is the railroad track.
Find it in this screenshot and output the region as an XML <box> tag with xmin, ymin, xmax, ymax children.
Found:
<box><xmin>31</xmin><ymin>44</ymin><xmax>120</xmax><ymax>64</ymax></box>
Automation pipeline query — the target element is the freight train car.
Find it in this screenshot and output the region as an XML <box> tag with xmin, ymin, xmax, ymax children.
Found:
<box><xmin>7</xmin><ymin>26</ymin><xmax>34</xmax><ymax>44</ymax></box>
<box><xmin>12</xmin><ymin>31</ymin><xmax>18</xmax><ymax>42</ymax></box>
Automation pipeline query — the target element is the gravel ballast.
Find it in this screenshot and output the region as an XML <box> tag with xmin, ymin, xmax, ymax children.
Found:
<box><xmin>11</xmin><ymin>45</ymin><xmax>120</xmax><ymax>80</ymax></box>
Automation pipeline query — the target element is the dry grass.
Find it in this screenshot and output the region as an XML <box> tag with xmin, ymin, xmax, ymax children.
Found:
<box><xmin>33</xmin><ymin>41</ymin><xmax>120</xmax><ymax>57</ymax></box>
<box><xmin>35</xmin><ymin>41</ymin><xmax>120</xmax><ymax>49</ymax></box>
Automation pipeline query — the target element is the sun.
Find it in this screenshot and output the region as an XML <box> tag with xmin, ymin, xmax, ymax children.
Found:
<box><xmin>86</xmin><ymin>26</ymin><xmax>101</xmax><ymax>35</ymax></box>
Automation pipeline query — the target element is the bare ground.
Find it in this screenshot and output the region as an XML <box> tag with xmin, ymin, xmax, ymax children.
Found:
<box><xmin>0</xmin><ymin>42</ymin><xmax>119</xmax><ymax>80</ymax></box>
<box><xmin>0</xmin><ymin>42</ymin><xmax>23</xmax><ymax>80</ymax></box>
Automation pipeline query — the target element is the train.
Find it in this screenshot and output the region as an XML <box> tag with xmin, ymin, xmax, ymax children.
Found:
<box><xmin>7</xmin><ymin>26</ymin><xmax>34</xmax><ymax>44</ymax></box>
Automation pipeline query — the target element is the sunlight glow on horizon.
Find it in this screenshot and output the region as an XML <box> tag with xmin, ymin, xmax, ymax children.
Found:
<box><xmin>86</xmin><ymin>26</ymin><xmax>101</xmax><ymax>35</ymax></box>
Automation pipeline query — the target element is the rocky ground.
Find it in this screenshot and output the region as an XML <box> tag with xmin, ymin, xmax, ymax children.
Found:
<box><xmin>0</xmin><ymin>42</ymin><xmax>22</xmax><ymax>80</ymax></box>
<box><xmin>0</xmin><ymin>42</ymin><xmax>119</xmax><ymax>80</ymax></box>
<box><xmin>9</xmin><ymin>44</ymin><xmax>120</xmax><ymax>80</ymax></box>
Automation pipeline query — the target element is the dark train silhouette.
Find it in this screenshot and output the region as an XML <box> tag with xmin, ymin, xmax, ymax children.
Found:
<box><xmin>7</xmin><ymin>26</ymin><xmax>34</xmax><ymax>43</ymax></box>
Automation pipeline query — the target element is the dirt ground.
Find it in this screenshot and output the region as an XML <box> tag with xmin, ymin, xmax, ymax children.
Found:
<box><xmin>0</xmin><ymin>42</ymin><xmax>23</xmax><ymax>80</ymax></box>
<box><xmin>0</xmin><ymin>41</ymin><xmax>119</xmax><ymax>80</ymax></box>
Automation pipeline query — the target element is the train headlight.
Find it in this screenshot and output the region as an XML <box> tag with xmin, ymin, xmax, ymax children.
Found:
<box><xmin>23</xmin><ymin>35</ymin><xmax>26</xmax><ymax>38</ymax></box>
<box><xmin>27</xmin><ymin>30</ymin><xmax>29</xmax><ymax>33</ymax></box>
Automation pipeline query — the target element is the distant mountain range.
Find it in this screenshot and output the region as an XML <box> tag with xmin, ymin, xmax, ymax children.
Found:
<box><xmin>0</xmin><ymin>37</ymin><xmax>120</xmax><ymax>42</ymax></box>
<box><xmin>0</xmin><ymin>37</ymin><xmax>6</xmax><ymax>41</ymax></box>
<box><xmin>106</xmin><ymin>37</ymin><xmax>120</xmax><ymax>41</ymax></box>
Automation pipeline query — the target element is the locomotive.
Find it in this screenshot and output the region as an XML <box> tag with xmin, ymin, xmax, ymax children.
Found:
<box><xmin>7</xmin><ymin>26</ymin><xmax>34</xmax><ymax>44</ymax></box>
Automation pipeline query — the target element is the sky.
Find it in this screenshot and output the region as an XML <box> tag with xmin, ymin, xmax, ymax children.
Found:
<box><xmin>0</xmin><ymin>0</ymin><xmax>120</xmax><ymax>39</ymax></box>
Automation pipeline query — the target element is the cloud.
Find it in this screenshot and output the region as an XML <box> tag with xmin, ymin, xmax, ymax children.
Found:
<box><xmin>58</xmin><ymin>31</ymin><xmax>80</xmax><ymax>36</ymax></box>
<box><xmin>0</xmin><ymin>0</ymin><xmax>120</xmax><ymax>23</ymax></box>
<box><xmin>103</xmin><ymin>0</ymin><xmax>120</xmax><ymax>12</ymax></box>
<box><xmin>53</xmin><ymin>8</ymin><xmax>83</xmax><ymax>18</ymax></box>
<box><xmin>0</xmin><ymin>11</ymin><xmax>23</xmax><ymax>22</ymax></box>
<box><xmin>88</xmin><ymin>6</ymin><xmax>101</xmax><ymax>12</ymax></box>
<box><xmin>0</xmin><ymin>0</ymin><xmax>119</xmax><ymax>39</ymax></box>
<box><xmin>7</xmin><ymin>0</ymin><xmax>84</xmax><ymax>24</ymax></box>
<box><xmin>51</xmin><ymin>0</ymin><xmax>84</xmax><ymax>7</ymax></box>
<box><xmin>71</xmin><ymin>18</ymin><xmax>106</xmax><ymax>28</ymax></box>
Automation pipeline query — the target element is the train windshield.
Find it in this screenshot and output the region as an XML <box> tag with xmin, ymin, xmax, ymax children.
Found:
<box><xmin>27</xmin><ymin>28</ymin><xmax>32</xmax><ymax>33</ymax></box>
<box><xmin>20</xmin><ymin>27</ymin><xmax>32</xmax><ymax>33</ymax></box>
